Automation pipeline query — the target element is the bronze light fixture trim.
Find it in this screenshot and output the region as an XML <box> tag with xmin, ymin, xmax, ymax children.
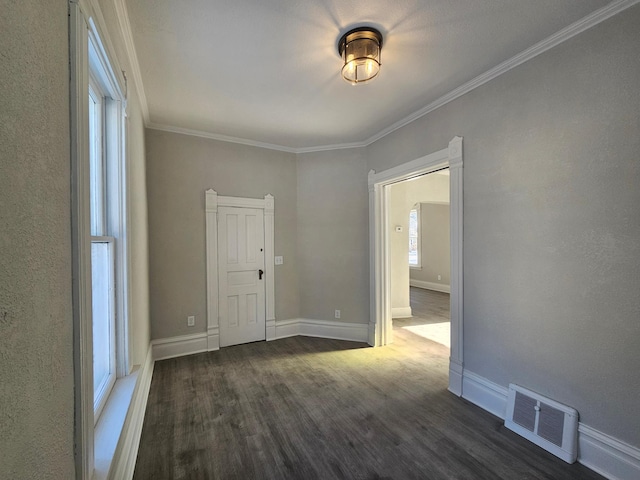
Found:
<box><xmin>338</xmin><ymin>27</ymin><xmax>383</xmax><ymax>85</ymax></box>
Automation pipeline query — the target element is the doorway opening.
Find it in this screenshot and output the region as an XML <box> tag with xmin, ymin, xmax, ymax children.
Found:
<box><xmin>389</xmin><ymin>170</ymin><xmax>451</xmax><ymax>355</ymax></box>
<box><xmin>368</xmin><ymin>136</ymin><xmax>464</xmax><ymax>395</ymax></box>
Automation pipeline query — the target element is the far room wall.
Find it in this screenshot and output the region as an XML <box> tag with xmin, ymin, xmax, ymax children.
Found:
<box><xmin>411</xmin><ymin>203</ymin><xmax>451</xmax><ymax>290</ymax></box>
<box><xmin>388</xmin><ymin>173</ymin><xmax>449</xmax><ymax>315</ymax></box>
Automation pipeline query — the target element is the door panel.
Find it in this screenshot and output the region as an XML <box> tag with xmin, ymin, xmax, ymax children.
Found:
<box><xmin>218</xmin><ymin>207</ymin><xmax>266</xmax><ymax>347</ymax></box>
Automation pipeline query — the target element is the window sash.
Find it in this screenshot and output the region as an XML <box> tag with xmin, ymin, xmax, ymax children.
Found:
<box><xmin>89</xmin><ymin>77</ymin><xmax>107</xmax><ymax>237</ymax></box>
<box><xmin>91</xmin><ymin>237</ymin><xmax>116</xmax><ymax>422</ymax></box>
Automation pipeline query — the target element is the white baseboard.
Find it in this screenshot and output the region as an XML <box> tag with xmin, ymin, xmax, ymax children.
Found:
<box><xmin>154</xmin><ymin>320</ymin><xmax>369</xmax><ymax>359</ymax></box>
<box><xmin>578</xmin><ymin>424</ymin><xmax>640</xmax><ymax>480</ymax></box>
<box><xmin>460</xmin><ymin>370</ymin><xmax>640</xmax><ymax>479</ymax></box>
<box><xmin>275</xmin><ymin>318</ymin><xmax>369</xmax><ymax>343</ymax></box>
<box><xmin>410</xmin><ymin>279</ymin><xmax>451</xmax><ymax>293</ymax></box>
<box><xmin>108</xmin><ymin>346</ymin><xmax>154</xmax><ymax>480</ymax></box>
<box><xmin>152</xmin><ymin>332</ymin><xmax>208</xmax><ymax>360</ymax></box>
<box><xmin>274</xmin><ymin>318</ymin><xmax>300</xmax><ymax>339</ymax></box>
<box><xmin>448</xmin><ymin>358</ymin><xmax>464</xmax><ymax>397</ymax></box>
<box><xmin>462</xmin><ymin>370</ymin><xmax>508</xmax><ymax>419</ymax></box>
<box><xmin>391</xmin><ymin>306</ymin><xmax>412</xmax><ymax>318</ymax></box>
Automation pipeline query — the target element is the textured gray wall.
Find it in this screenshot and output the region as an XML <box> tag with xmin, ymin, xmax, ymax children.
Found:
<box><xmin>0</xmin><ymin>0</ymin><xmax>75</xmax><ymax>478</ymax></box>
<box><xmin>368</xmin><ymin>7</ymin><xmax>640</xmax><ymax>446</ymax></box>
<box><xmin>296</xmin><ymin>148</ymin><xmax>370</xmax><ymax>323</ymax></box>
<box><xmin>411</xmin><ymin>204</ymin><xmax>450</xmax><ymax>287</ymax></box>
<box><xmin>146</xmin><ymin>129</ymin><xmax>299</xmax><ymax>339</ymax></box>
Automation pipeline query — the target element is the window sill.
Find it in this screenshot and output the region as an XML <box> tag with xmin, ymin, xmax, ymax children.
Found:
<box><xmin>410</xmin><ymin>266</ymin><xmax>422</xmax><ymax>270</ymax></box>
<box><xmin>93</xmin><ymin>367</ymin><xmax>139</xmax><ymax>480</ymax></box>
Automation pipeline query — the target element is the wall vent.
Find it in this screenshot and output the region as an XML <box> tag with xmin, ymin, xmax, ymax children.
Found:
<box><xmin>505</xmin><ymin>384</ymin><xmax>579</xmax><ymax>463</ymax></box>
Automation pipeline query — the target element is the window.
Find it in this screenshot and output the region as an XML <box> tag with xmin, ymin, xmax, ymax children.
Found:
<box><xmin>89</xmin><ymin>76</ymin><xmax>118</xmax><ymax>420</ymax></box>
<box><xmin>409</xmin><ymin>204</ymin><xmax>421</xmax><ymax>268</ymax></box>
<box><xmin>72</xmin><ymin>7</ymin><xmax>130</xmax><ymax>476</ymax></box>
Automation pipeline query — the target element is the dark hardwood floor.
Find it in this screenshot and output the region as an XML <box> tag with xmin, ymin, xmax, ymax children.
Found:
<box><xmin>134</xmin><ymin>300</ymin><xmax>602</xmax><ymax>479</ymax></box>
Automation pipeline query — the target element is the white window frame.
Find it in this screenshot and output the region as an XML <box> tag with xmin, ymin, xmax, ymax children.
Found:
<box><xmin>409</xmin><ymin>203</ymin><xmax>421</xmax><ymax>269</ymax></box>
<box><xmin>70</xmin><ymin>2</ymin><xmax>130</xmax><ymax>477</ymax></box>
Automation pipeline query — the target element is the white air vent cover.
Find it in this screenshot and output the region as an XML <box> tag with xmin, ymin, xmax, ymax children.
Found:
<box><xmin>505</xmin><ymin>384</ymin><xmax>579</xmax><ymax>463</ymax></box>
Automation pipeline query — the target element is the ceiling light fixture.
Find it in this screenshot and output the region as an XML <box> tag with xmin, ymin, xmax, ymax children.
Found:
<box><xmin>338</xmin><ymin>27</ymin><xmax>383</xmax><ymax>85</ymax></box>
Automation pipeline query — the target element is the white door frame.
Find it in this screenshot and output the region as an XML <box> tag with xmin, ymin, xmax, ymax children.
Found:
<box><xmin>205</xmin><ymin>190</ymin><xmax>275</xmax><ymax>350</ymax></box>
<box><xmin>368</xmin><ymin>136</ymin><xmax>464</xmax><ymax>396</ymax></box>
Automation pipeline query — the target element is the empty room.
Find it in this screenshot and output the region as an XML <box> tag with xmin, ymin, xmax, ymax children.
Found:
<box><xmin>2</xmin><ymin>0</ymin><xmax>639</xmax><ymax>479</ymax></box>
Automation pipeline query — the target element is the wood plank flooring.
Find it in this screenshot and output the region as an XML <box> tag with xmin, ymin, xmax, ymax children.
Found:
<box><xmin>134</xmin><ymin>300</ymin><xmax>602</xmax><ymax>479</ymax></box>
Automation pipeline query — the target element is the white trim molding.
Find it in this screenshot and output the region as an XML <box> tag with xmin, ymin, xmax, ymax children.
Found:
<box><xmin>152</xmin><ymin>333</ymin><xmax>208</xmax><ymax>361</ymax></box>
<box><xmin>578</xmin><ymin>424</ymin><xmax>640</xmax><ymax>480</ymax></box>
<box><xmin>462</xmin><ymin>371</ymin><xmax>509</xmax><ymax>419</ymax></box>
<box><xmin>205</xmin><ymin>191</ymin><xmax>276</xmax><ymax>350</ymax></box>
<box><xmin>461</xmin><ymin>370</ymin><xmax>640</xmax><ymax>480</ymax></box>
<box><xmin>113</xmin><ymin>0</ymin><xmax>150</xmax><ymax>122</ymax></box>
<box><xmin>391</xmin><ymin>307</ymin><xmax>413</xmax><ymax>319</ymax></box>
<box><xmin>274</xmin><ymin>319</ymin><xmax>369</xmax><ymax>343</ymax></box>
<box><xmin>369</xmin><ymin>136</ymin><xmax>463</xmax><ymax>397</ymax></box>
<box><xmin>107</xmin><ymin>347</ymin><xmax>154</xmax><ymax>480</ymax></box>
<box><xmin>410</xmin><ymin>279</ymin><xmax>451</xmax><ymax>294</ymax></box>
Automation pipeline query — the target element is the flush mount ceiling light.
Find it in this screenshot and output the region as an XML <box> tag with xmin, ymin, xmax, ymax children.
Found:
<box><xmin>338</xmin><ymin>27</ymin><xmax>383</xmax><ymax>85</ymax></box>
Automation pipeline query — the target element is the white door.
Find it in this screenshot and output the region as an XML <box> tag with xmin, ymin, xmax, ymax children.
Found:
<box><xmin>218</xmin><ymin>206</ymin><xmax>266</xmax><ymax>347</ymax></box>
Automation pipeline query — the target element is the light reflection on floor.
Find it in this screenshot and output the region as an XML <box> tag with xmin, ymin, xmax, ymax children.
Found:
<box><xmin>402</xmin><ymin>322</ymin><xmax>450</xmax><ymax>348</ymax></box>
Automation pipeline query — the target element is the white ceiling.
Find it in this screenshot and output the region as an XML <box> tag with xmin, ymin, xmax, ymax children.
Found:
<box><xmin>126</xmin><ymin>0</ymin><xmax>612</xmax><ymax>151</ymax></box>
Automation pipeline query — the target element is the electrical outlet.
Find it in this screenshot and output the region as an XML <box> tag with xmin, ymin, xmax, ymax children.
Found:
<box><xmin>187</xmin><ymin>315</ymin><xmax>195</xmax><ymax>327</ymax></box>
<box><xmin>275</xmin><ymin>256</ymin><xmax>284</xmax><ymax>265</ymax></box>
<box><xmin>335</xmin><ymin>309</ymin><xmax>341</xmax><ymax>319</ymax></box>
<box><xmin>437</xmin><ymin>274</ymin><xmax>441</xmax><ymax>281</ymax></box>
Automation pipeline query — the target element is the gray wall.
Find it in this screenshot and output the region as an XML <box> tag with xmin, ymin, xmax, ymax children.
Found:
<box><xmin>411</xmin><ymin>204</ymin><xmax>450</xmax><ymax>287</ymax></box>
<box><xmin>146</xmin><ymin>129</ymin><xmax>299</xmax><ymax>339</ymax></box>
<box><xmin>367</xmin><ymin>7</ymin><xmax>640</xmax><ymax>446</ymax></box>
<box><xmin>296</xmin><ymin>148</ymin><xmax>370</xmax><ymax>323</ymax></box>
<box><xmin>0</xmin><ymin>0</ymin><xmax>75</xmax><ymax>477</ymax></box>
<box><xmin>0</xmin><ymin>1</ymin><xmax>152</xmax><ymax>477</ymax></box>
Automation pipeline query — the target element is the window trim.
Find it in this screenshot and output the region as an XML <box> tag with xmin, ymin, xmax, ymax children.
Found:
<box><xmin>70</xmin><ymin>2</ymin><xmax>130</xmax><ymax>477</ymax></box>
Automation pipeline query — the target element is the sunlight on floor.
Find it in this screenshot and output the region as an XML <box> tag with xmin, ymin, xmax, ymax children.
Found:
<box><xmin>402</xmin><ymin>322</ymin><xmax>450</xmax><ymax>348</ymax></box>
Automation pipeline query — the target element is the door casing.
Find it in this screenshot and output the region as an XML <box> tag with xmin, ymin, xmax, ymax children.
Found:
<box><xmin>368</xmin><ymin>136</ymin><xmax>464</xmax><ymax>396</ymax></box>
<box><xmin>205</xmin><ymin>190</ymin><xmax>275</xmax><ymax>350</ymax></box>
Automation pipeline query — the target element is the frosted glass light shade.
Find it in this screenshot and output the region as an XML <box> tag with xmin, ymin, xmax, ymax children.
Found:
<box><xmin>338</xmin><ymin>27</ymin><xmax>383</xmax><ymax>85</ymax></box>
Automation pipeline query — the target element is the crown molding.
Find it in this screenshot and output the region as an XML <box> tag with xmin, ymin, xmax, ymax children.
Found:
<box><xmin>146</xmin><ymin>123</ymin><xmax>300</xmax><ymax>154</ymax></box>
<box><xmin>133</xmin><ymin>0</ymin><xmax>638</xmax><ymax>154</ymax></box>
<box><xmin>113</xmin><ymin>0</ymin><xmax>150</xmax><ymax>123</ymax></box>
<box><xmin>294</xmin><ymin>140</ymin><xmax>367</xmax><ymax>154</ymax></box>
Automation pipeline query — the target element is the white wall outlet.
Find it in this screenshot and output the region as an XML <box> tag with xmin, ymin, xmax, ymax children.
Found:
<box><xmin>187</xmin><ymin>315</ymin><xmax>195</xmax><ymax>327</ymax></box>
<box><xmin>335</xmin><ymin>309</ymin><xmax>341</xmax><ymax>319</ymax></box>
<box><xmin>275</xmin><ymin>256</ymin><xmax>283</xmax><ymax>265</ymax></box>
<box><xmin>438</xmin><ymin>274</ymin><xmax>442</xmax><ymax>281</ymax></box>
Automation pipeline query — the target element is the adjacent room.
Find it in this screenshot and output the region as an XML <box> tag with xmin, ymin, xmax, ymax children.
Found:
<box><xmin>2</xmin><ymin>1</ymin><xmax>639</xmax><ymax>479</ymax></box>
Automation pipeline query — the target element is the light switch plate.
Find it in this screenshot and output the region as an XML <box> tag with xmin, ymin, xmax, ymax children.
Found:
<box><xmin>275</xmin><ymin>256</ymin><xmax>284</xmax><ymax>265</ymax></box>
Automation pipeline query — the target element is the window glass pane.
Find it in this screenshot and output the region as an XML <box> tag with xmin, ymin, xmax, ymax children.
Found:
<box><xmin>89</xmin><ymin>85</ymin><xmax>104</xmax><ymax>236</ymax></box>
<box><xmin>92</xmin><ymin>241</ymin><xmax>115</xmax><ymax>401</ymax></box>
<box><xmin>409</xmin><ymin>209</ymin><xmax>418</xmax><ymax>265</ymax></box>
<box><xmin>409</xmin><ymin>209</ymin><xmax>418</xmax><ymax>237</ymax></box>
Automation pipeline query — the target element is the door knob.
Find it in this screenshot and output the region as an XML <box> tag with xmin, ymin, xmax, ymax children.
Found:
<box><xmin>258</xmin><ymin>269</ymin><xmax>264</xmax><ymax>280</ymax></box>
